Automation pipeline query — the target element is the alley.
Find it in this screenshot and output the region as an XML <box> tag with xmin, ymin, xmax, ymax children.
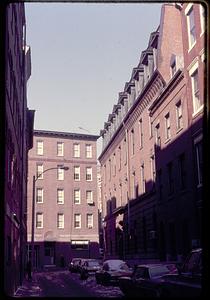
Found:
<box><xmin>36</xmin><ymin>270</ymin><xmax>97</xmax><ymax>297</ymax></box>
<box><xmin>15</xmin><ymin>269</ymin><xmax>124</xmax><ymax>298</ymax></box>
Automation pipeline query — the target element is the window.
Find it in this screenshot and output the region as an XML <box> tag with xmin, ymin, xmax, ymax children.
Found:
<box><xmin>140</xmin><ymin>163</ymin><xmax>145</xmax><ymax>194</ymax></box>
<box><xmin>200</xmin><ymin>4</ymin><xmax>205</xmax><ymax>35</ymax></box>
<box><xmin>57</xmin><ymin>213</ymin><xmax>64</xmax><ymax>228</ymax></box>
<box><xmin>150</xmin><ymin>155</ymin><xmax>156</xmax><ymax>183</ymax></box>
<box><xmin>87</xmin><ymin>214</ymin><xmax>93</xmax><ymax>228</ymax></box>
<box><xmin>186</xmin><ymin>5</ymin><xmax>196</xmax><ymax>49</ymax></box>
<box><xmin>74</xmin><ymin>189</ymin><xmax>81</xmax><ymax>204</ymax></box>
<box><xmin>86</xmin><ymin>144</ymin><xmax>92</xmax><ymax>158</ymax></box>
<box><xmin>74</xmin><ymin>214</ymin><xmax>81</xmax><ymax>228</ymax></box>
<box><xmin>167</xmin><ymin>162</ymin><xmax>174</xmax><ymax>195</ymax></box>
<box><xmin>74</xmin><ymin>166</ymin><xmax>80</xmax><ymax>181</ymax></box>
<box><xmin>194</xmin><ymin>138</ymin><xmax>203</xmax><ymax>187</ymax></box>
<box><xmin>118</xmin><ymin>146</ymin><xmax>121</xmax><ymax>170</ymax></box>
<box><xmin>36</xmin><ymin>188</ymin><xmax>43</xmax><ymax>203</ymax></box>
<box><xmin>37</xmin><ymin>164</ymin><xmax>43</xmax><ymax>179</ymax></box>
<box><xmin>57</xmin><ymin>165</ymin><xmax>65</xmax><ymax>180</ymax></box>
<box><xmin>139</xmin><ymin>119</ymin><xmax>143</xmax><ymax>148</ymax></box>
<box><xmin>179</xmin><ymin>153</ymin><xmax>186</xmax><ymax>190</ymax></box>
<box><xmin>171</xmin><ymin>61</ymin><xmax>176</xmax><ymax>77</ymax></box>
<box><xmin>165</xmin><ymin>113</ymin><xmax>171</xmax><ymax>140</ymax></box>
<box><xmin>37</xmin><ymin>141</ymin><xmax>43</xmax><ymax>155</ymax></box>
<box><xmin>71</xmin><ymin>240</ymin><xmax>89</xmax><ymax>250</ymax></box>
<box><xmin>149</xmin><ymin>115</ymin><xmax>153</xmax><ymax>137</ymax></box>
<box><xmin>176</xmin><ymin>101</ymin><xmax>183</xmax><ymax>130</ymax></box>
<box><xmin>109</xmin><ymin>159</ymin><xmax>111</xmax><ymax>179</ymax></box>
<box><xmin>73</xmin><ymin>144</ymin><xmax>80</xmax><ymax>158</ymax></box>
<box><xmin>157</xmin><ymin>169</ymin><xmax>163</xmax><ymax>201</ymax></box>
<box><xmin>86</xmin><ymin>167</ymin><xmax>92</xmax><ymax>181</ymax></box>
<box><xmin>191</xmin><ymin>68</ymin><xmax>201</xmax><ymax>114</ymax></box>
<box><xmin>155</xmin><ymin>123</ymin><xmax>161</xmax><ymax>147</ymax></box>
<box><xmin>113</xmin><ymin>153</ymin><xmax>116</xmax><ymax>176</ymax></box>
<box><xmin>124</xmin><ymin>137</ymin><xmax>127</xmax><ymax>165</ymax></box>
<box><xmin>131</xmin><ymin>129</ymin><xmax>135</xmax><ymax>154</ymax></box>
<box><xmin>36</xmin><ymin>213</ymin><xmax>43</xmax><ymax>228</ymax></box>
<box><xmin>86</xmin><ymin>190</ymin><xmax>93</xmax><ymax>204</ymax></box>
<box><xmin>57</xmin><ymin>142</ymin><xmax>64</xmax><ymax>156</ymax></box>
<box><xmin>57</xmin><ymin>189</ymin><xmax>64</xmax><ymax>204</ymax></box>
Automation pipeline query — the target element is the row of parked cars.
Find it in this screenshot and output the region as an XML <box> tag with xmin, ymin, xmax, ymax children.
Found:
<box><xmin>68</xmin><ymin>248</ymin><xmax>202</xmax><ymax>297</ymax></box>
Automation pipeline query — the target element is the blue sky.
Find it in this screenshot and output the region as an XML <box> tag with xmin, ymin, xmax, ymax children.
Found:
<box><xmin>25</xmin><ymin>2</ymin><xmax>162</xmax><ymax>154</ymax></box>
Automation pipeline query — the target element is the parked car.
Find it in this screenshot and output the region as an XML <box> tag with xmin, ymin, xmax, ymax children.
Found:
<box><xmin>79</xmin><ymin>259</ymin><xmax>102</xmax><ymax>280</ymax></box>
<box><xmin>156</xmin><ymin>248</ymin><xmax>202</xmax><ymax>297</ymax></box>
<box><xmin>95</xmin><ymin>259</ymin><xmax>133</xmax><ymax>286</ymax></box>
<box><xmin>69</xmin><ymin>258</ymin><xmax>82</xmax><ymax>273</ymax></box>
<box><xmin>119</xmin><ymin>263</ymin><xmax>178</xmax><ymax>297</ymax></box>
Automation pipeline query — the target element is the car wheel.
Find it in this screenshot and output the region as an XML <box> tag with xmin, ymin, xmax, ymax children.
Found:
<box><xmin>155</xmin><ymin>288</ymin><xmax>162</xmax><ymax>298</ymax></box>
<box><xmin>96</xmin><ymin>277</ymin><xmax>101</xmax><ymax>284</ymax></box>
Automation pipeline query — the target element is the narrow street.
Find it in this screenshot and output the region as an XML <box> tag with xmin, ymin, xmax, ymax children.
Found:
<box><xmin>15</xmin><ymin>269</ymin><xmax>124</xmax><ymax>298</ymax></box>
<box><xmin>36</xmin><ymin>270</ymin><xmax>97</xmax><ymax>297</ymax></box>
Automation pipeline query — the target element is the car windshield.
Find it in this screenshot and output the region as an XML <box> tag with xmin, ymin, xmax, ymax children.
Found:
<box><xmin>108</xmin><ymin>261</ymin><xmax>129</xmax><ymax>271</ymax></box>
<box><xmin>149</xmin><ymin>265</ymin><xmax>170</xmax><ymax>278</ymax></box>
<box><xmin>88</xmin><ymin>260</ymin><xmax>100</xmax><ymax>267</ymax></box>
<box><xmin>135</xmin><ymin>267</ymin><xmax>150</xmax><ymax>279</ymax></box>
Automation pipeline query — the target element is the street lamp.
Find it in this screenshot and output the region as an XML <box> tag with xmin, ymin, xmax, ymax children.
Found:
<box><xmin>30</xmin><ymin>166</ymin><xmax>69</xmax><ymax>272</ymax></box>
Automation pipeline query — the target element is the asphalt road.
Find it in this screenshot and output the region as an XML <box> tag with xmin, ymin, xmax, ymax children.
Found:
<box><xmin>36</xmin><ymin>270</ymin><xmax>97</xmax><ymax>297</ymax></box>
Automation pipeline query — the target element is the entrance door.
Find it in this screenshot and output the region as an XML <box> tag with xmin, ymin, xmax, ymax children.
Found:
<box><xmin>44</xmin><ymin>242</ymin><xmax>55</xmax><ymax>265</ymax></box>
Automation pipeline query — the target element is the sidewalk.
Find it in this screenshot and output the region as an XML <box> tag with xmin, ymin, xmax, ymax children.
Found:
<box><xmin>14</xmin><ymin>273</ymin><xmax>42</xmax><ymax>297</ymax></box>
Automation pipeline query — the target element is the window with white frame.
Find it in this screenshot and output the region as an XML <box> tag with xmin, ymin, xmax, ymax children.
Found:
<box><xmin>170</xmin><ymin>60</ymin><xmax>177</xmax><ymax>77</ymax></box>
<box><xmin>74</xmin><ymin>214</ymin><xmax>81</xmax><ymax>228</ymax></box>
<box><xmin>74</xmin><ymin>189</ymin><xmax>81</xmax><ymax>204</ymax></box>
<box><xmin>57</xmin><ymin>189</ymin><xmax>64</xmax><ymax>204</ymax></box>
<box><xmin>186</xmin><ymin>4</ymin><xmax>196</xmax><ymax>49</ymax></box>
<box><xmin>139</xmin><ymin>119</ymin><xmax>143</xmax><ymax>148</ymax></box>
<box><xmin>87</xmin><ymin>214</ymin><xmax>93</xmax><ymax>229</ymax></box>
<box><xmin>36</xmin><ymin>213</ymin><xmax>43</xmax><ymax>228</ymax></box>
<box><xmin>155</xmin><ymin>123</ymin><xmax>161</xmax><ymax>147</ymax></box>
<box><xmin>74</xmin><ymin>166</ymin><xmax>80</xmax><ymax>181</ymax></box>
<box><xmin>86</xmin><ymin>167</ymin><xmax>92</xmax><ymax>181</ymax></box>
<box><xmin>57</xmin><ymin>213</ymin><xmax>64</xmax><ymax>228</ymax></box>
<box><xmin>36</xmin><ymin>188</ymin><xmax>43</xmax><ymax>203</ymax></box>
<box><xmin>73</xmin><ymin>143</ymin><xmax>80</xmax><ymax>158</ymax></box>
<box><xmin>140</xmin><ymin>163</ymin><xmax>145</xmax><ymax>193</ymax></box>
<box><xmin>131</xmin><ymin>129</ymin><xmax>135</xmax><ymax>155</ymax></box>
<box><xmin>57</xmin><ymin>142</ymin><xmax>64</xmax><ymax>156</ymax></box>
<box><xmin>118</xmin><ymin>146</ymin><xmax>121</xmax><ymax>170</ymax></box>
<box><xmin>176</xmin><ymin>101</ymin><xmax>183</xmax><ymax>130</ymax></box>
<box><xmin>194</xmin><ymin>137</ymin><xmax>203</xmax><ymax>187</ymax></box>
<box><xmin>37</xmin><ymin>164</ymin><xmax>43</xmax><ymax>179</ymax></box>
<box><xmin>150</xmin><ymin>155</ymin><xmax>156</xmax><ymax>183</ymax></box>
<box><xmin>57</xmin><ymin>165</ymin><xmax>64</xmax><ymax>180</ymax></box>
<box><xmin>190</xmin><ymin>67</ymin><xmax>201</xmax><ymax>114</ymax></box>
<box><xmin>37</xmin><ymin>141</ymin><xmax>43</xmax><ymax>155</ymax></box>
<box><xmin>113</xmin><ymin>153</ymin><xmax>116</xmax><ymax>176</ymax></box>
<box><xmin>86</xmin><ymin>190</ymin><xmax>93</xmax><ymax>204</ymax></box>
<box><xmin>165</xmin><ymin>113</ymin><xmax>171</xmax><ymax>140</ymax></box>
<box><xmin>86</xmin><ymin>144</ymin><xmax>92</xmax><ymax>158</ymax></box>
<box><xmin>200</xmin><ymin>4</ymin><xmax>205</xmax><ymax>35</ymax></box>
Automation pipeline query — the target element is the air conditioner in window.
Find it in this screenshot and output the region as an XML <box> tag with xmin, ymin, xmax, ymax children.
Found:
<box><xmin>88</xmin><ymin>225</ymin><xmax>93</xmax><ymax>229</ymax></box>
<box><xmin>149</xmin><ymin>230</ymin><xmax>157</xmax><ymax>240</ymax></box>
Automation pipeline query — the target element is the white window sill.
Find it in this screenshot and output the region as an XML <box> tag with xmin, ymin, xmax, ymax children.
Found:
<box><xmin>192</xmin><ymin>105</ymin><xmax>204</xmax><ymax>118</ymax></box>
<box><xmin>200</xmin><ymin>31</ymin><xmax>204</xmax><ymax>37</ymax></box>
<box><xmin>188</xmin><ymin>41</ymin><xmax>196</xmax><ymax>53</ymax></box>
<box><xmin>164</xmin><ymin>138</ymin><xmax>171</xmax><ymax>145</ymax></box>
<box><xmin>176</xmin><ymin>127</ymin><xmax>183</xmax><ymax>134</ymax></box>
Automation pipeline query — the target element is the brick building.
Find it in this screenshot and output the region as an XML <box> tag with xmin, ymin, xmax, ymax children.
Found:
<box><xmin>27</xmin><ymin>130</ymin><xmax>99</xmax><ymax>269</ymax></box>
<box><xmin>4</xmin><ymin>3</ymin><xmax>34</xmax><ymax>296</ymax></box>
<box><xmin>99</xmin><ymin>3</ymin><xmax>205</xmax><ymax>263</ymax></box>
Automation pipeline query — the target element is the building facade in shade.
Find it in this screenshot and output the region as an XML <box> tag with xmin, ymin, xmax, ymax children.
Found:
<box><xmin>27</xmin><ymin>130</ymin><xmax>100</xmax><ymax>268</ymax></box>
<box><xmin>4</xmin><ymin>3</ymin><xmax>35</xmax><ymax>296</ymax></box>
<box><xmin>98</xmin><ymin>3</ymin><xmax>205</xmax><ymax>263</ymax></box>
